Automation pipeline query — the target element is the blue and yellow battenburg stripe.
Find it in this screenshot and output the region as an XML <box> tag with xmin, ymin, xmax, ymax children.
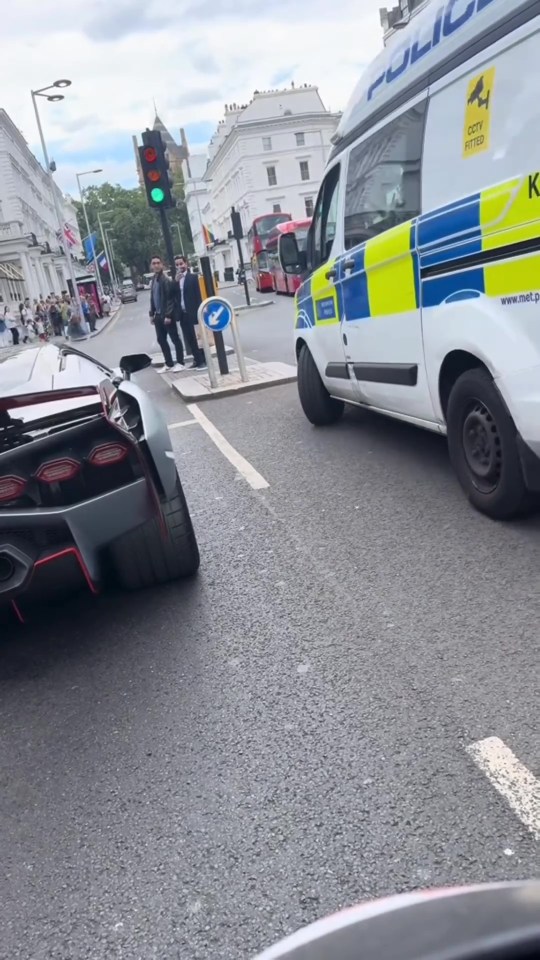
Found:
<box><xmin>296</xmin><ymin>171</ymin><xmax>540</xmax><ymax>328</ymax></box>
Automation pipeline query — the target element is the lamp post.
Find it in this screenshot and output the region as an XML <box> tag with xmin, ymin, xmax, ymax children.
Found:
<box><xmin>108</xmin><ymin>237</ymin><xmax>120</xmax><ymax>292</ymax></box>
<box><xmin>99</xmin><ymin>217</ymin><xmax>119</xmax><ymax>292</ymax></box>
<box><xmin>31</xmin><ymin>79</ymin><xmax>84</xmax><ymax>322</ymax></box>
<box><xmin>76</xmin><ymin>168</ymin><xmax>104</xmax><ymax>298</ymax></box>
<box><xmin>174</xmin><ymin>222</ymin><xmax>185</xmax><ymax>256</ymax></box>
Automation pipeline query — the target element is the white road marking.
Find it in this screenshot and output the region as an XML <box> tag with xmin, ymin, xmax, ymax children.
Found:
<box><xmin>168</xmin><ymin>419</ymin><xmax>199</xmax><ymax>429</ymax></box>
<box><xmin>466</xmin><ymin>736</ymin><xmax>540</xmax><ymax>838</ymax></box>
<box><xmin>209</xmin><ymin>305</ymin><xmax>225</xmax><ymax>326</ymax></box>
<box><xmin>187</xmin><ymin>403</ymin><xmax>269</xmax><ymax>490</ymax></box>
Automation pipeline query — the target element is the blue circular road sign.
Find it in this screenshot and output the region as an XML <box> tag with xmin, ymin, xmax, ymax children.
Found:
<box><xmin>201</xmin><ymin>297</ymin><xmax>233</xmax><ymax>332</ymax></box>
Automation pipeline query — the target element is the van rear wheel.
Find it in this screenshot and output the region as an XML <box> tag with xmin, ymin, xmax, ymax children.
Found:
<box><xmin>297</xmin><ymin>344</ymin><xmax>344</xmax><ymax>426</ymax></box>
<box><xmin>446</xmin><ymin>368</ymin><xmax>530</xmax><ymax>520</ymax></box>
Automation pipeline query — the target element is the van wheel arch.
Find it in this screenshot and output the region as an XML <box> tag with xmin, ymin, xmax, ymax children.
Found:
<box><xmin>439</xmin><ymin>350</ymin><xmax>491</xmax><ymax>419</ymax></box>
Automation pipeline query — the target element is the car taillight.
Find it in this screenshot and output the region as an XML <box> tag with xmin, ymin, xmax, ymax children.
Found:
<box><xmin>36</xmin><ymin>458</ymin><xmax>81</xmax><ymax>484</ymax></box>
<box><xmin>88</xmin><ymin>442</ymin><xmax>129</xmax><ymax>467</ymax></box>
<box><xmin>0</xmin><ymin>475</ymin><xmax>26</xmax><ymax>502</ymax></box>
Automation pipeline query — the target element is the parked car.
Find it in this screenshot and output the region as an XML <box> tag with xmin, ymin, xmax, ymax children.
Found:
<box><xmin>0</xmin><ymin>344</ymin><xmax>200</xmax><ymax>623</ymax></box>
<box><xmin>121</xmin><ymin>282</ymin><xmax>138</xmax><ymax>303</ymax></box>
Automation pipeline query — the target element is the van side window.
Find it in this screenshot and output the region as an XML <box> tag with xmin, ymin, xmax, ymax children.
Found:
<box><xmin>311</xmin><ymin>164</ymin><xmax>341</xmax><ymax>269</ymax></box>
<box><xmin>344</xmin><ymin>102</ymin><xmax>426</xmax><ymax>250</ymax></box>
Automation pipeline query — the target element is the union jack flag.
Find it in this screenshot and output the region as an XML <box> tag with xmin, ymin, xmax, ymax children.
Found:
<box><xmin>56</xmin><ymin>222</ymin><xmax>78</xmax><ymax>247</ymax></box>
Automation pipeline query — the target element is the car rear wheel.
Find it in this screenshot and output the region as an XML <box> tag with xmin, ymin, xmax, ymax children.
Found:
<box><xmin>110</xmin><ymin>474</ymin><xmax>200</xmax><ymax>589</ymax></box>
<box><xmin>297</xmin><ymin>344</ymin><xmax>344</xmax><ymax>426</ymax></box>
<box><xmin>446</xmin><ymin>367</ymin><xmax>530</xmax><ymax>520</ymax></box>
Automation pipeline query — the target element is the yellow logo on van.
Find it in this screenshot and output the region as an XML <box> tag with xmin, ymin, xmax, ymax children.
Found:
<box><xmin>463</xmin><ymin>67</ymin><xmax>495</xmax><ymax>158</ymax></box>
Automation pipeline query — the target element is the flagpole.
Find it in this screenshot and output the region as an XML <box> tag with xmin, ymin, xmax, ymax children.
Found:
<box><xmin>97</xmin><ymin>214</ymin><xmax>116</xmax><ymax>293</ymax></box>
<box><xmin>77</xmin><ymin>172</ymin><xmax>104</xmax><ymax>299</ymax></box>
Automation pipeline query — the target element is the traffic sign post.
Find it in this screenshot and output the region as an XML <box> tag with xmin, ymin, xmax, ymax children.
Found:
<box><xmin>200</xmin><ymin>256</ymin><xmax>228</xmax><ymax>374</ymax></box>
<box><xmin>198</xmin><ymin>296</ymin><xmax>249</xmax><ymax>386</ymax></box>
<box><xmin>196</xmin><ymin>301</ymin><xmax>218</xmax><ymax>389</ymax></box>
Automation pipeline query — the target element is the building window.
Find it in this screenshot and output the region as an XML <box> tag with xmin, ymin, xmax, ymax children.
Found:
<box><xmin>300</xmin><ymin>160</ymin><xmax>310</xmax><ymax>181</ymax></box>
<box><xmin>267</xmin><ymin>166</ymin><xmax>277</xmax><ymax>186</ymax></box>
<box><xmin>273</xmin><ymin>203</ymin><xmax>282</xmax><ymax>213</ymax></box>
<box><xmin>343</xmin><ymin>101</ymin><xmax>426</xmax><ymax>249</ymax></box>
<box><xmin>262</xmin><ymin>136</ymin><xmax>272</xmax><ymax>151</ymax></box>
<box><xmin>304</xmin><ymin>197</ymin><xmax>314</xmax><ymax>217</ymax></box>
<box><xmin>295</xmin><ymin>132</ymin><xmax>306</xmax><ymax>146</ymax></box>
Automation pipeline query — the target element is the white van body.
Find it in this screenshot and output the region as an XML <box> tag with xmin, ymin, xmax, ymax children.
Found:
<box><xmin>294</xmin><ymin>0</ymin><xmax>540</xmax><ymax>517</ymax></box>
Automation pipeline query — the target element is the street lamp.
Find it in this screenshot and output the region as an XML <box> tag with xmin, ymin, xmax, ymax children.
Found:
<box><xmin>98</xmin><ymin>216</ymin><xmax>119</xmax><ymax>293</ymax></box>
<box><xmin>174</xmin><ymin>222</ymin><xmax>185</xmax><ymax>256</ymax></box>
<box><xmin>31</xmin><ymin>79</ymin><xmax>84</xmax><ymax>323</ymax></box>
<box><xmin>76</xmin><ymin>168</ymin><xmax>104</xmax><ymax>298</ymax></box>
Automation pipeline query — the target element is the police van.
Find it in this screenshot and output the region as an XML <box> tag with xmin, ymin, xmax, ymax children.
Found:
<box><xmin>282</xmin><ymin>0</ymin><xmax>540</xmax><ymax>519</ymax></box>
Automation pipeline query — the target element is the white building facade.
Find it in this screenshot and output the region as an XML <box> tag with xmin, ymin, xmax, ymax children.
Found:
<box><xmin>189</xmin><ymin>86</ymin><xmax>340</xmax><ymax>278</ymax></box>
<box><xmin>0</xmin><ymin>109</ymin><xmax>83</xmax><ymax>307</ymax></box>
<box><xmin>182</xmin><ymin>154</ymin><xmax>212</xmax><ymax>258</ymax></box>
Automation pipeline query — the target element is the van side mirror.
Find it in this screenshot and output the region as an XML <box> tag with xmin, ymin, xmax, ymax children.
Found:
<box><xmin>281</xmin><ymin>234</ymin><xmax>307</xmax><ymax>275</ymax></box>
<box><xmin>119</xmin><ymin>354</ymin><xmax>152</xmax><ymax>378</ymax></box>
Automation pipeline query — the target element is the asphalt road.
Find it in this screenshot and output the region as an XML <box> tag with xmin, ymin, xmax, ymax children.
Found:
<box><xmin>86</xmin><ymin>285</ymin><xmax>296</xmax><ymax>369</ymax></box>
<box><xmin>1</xmin><ymin>296</ymin><xmax>538</xmax><ymax>960</ymax></box>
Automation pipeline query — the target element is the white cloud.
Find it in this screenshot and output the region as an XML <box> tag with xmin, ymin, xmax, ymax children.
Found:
<box><xmin>1</xmin><ymin>0</ymin><xmax>383</xmax><ymax>195</ymax></box>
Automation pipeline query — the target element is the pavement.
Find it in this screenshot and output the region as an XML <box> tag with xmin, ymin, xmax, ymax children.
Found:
<box><xmin>0</xmin><ymin>291</ymin><xmax>538</xmax><ymax>960</ymax></box>
<box><xmin>0</xmin><ymin>301</ymin><xmax>121</xmax><ymax>360</ymax></box>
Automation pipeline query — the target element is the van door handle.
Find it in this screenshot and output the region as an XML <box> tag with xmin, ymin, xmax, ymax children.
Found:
<box><xmin>325</xmin><ymin>268</ymin><xmax>337</xmax><ymax>280</ymax></box>
<box><xmin>344</xmin><ymin>258</ymin><xmax>355</xmax><ymax>271</ymax></box>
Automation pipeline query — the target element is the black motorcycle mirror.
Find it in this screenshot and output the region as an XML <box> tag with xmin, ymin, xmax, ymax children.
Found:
<box><xmin>119</xmin><ymin>354</ymin><xmax>152</xmax><ymax>381</ymax></box>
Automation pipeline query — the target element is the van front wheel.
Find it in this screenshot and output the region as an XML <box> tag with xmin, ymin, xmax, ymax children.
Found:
<box><xmin>297</xmin><ymin>345</ymin><xmax>344</xmax><ymax>426</ymax></box>
<box><xmin>446</xmin><ymin>368</ymin><xmax>530</xmax><ymax>520</ymax></box>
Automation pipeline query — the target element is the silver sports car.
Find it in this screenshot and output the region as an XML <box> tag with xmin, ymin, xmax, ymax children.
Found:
<box><xmin>0</xmin><ymin>344</ymin><xmax>199</xmax><ymax>624</ymax></box>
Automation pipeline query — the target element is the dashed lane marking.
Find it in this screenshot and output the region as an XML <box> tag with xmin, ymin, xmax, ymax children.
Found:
<box><xmin>168</xmin><ymin>419</ymin><xmax>199</xmax><ymax>429</ymax></box>
<box><xmin>467</xmin><ymin>737</ymin><xmax>539</xmax><ymax>839</ymax></box>
<box><xmin>187</xmin><ymin>403</ymin><xmax>269</xmax><ymax>490</ymax></box>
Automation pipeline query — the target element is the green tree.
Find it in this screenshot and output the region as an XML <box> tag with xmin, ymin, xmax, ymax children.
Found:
<box><xmin>74</xmin><ymin>180</ymin><xmax>193</xmax><ymax>282</ymax></box>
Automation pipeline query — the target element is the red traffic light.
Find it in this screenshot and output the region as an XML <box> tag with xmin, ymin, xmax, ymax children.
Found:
<box><xmin>147</xmin><ymin>169</ymin><xmax>161</xmax><ymax>182</ymax></box>
<box><xmin>143</xmin><ymin>146</ymin><xmax>158</xmax><ymax>163</ymax></box>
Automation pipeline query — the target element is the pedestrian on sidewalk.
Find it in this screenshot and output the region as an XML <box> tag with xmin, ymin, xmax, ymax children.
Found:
<box><xmin>87</xmin><ymin>296</ymin><xmax>98</xmax><ymax>333</ymax></box>
<box><xmin>174</xmin><ymin>255</ymin><xmax>206</xmax><ymax>370</ymax></box>
<box><xmin>149</xmin><ymin>255</ymin><xmax>184</xmax><ymax>373</ymax></box>
<box><xmin>80</xmin><ymin>295</ymin><xmax>91</xmax><ymax>334</ymax></box>
<box><xmin>60</xmin><ymin>296</ymin><xmax>71</xmax><ymax>335</ymax></box>
<box><xmin>0</xmin><ymin>308</ymin><xmax>11</xmax><ymax>348</ymax></box>
<box><xmin>4</xmin><ymin>306</ymin><xmax>21</xmax><ymax>346</ymax></box>
<box><xmin>48</xmin><ymin>299</ymin><xmax>63</xmax><ymax>337</ymax></box>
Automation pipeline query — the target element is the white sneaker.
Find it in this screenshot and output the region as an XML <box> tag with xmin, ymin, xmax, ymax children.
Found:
<box><xmin>170</xmin><ymin>363</ymin><xmax>185</xmax><ymax>372</ymax></box>
<box><xmin>157</xmin><ymin>364</ymin><xmax>169</xmax><ymax>374</ymax></box>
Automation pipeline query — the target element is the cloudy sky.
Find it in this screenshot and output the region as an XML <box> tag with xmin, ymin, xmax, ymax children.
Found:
<box><xmin>2</xmin><ymin>0</ymin><xmax>383</xmax><ymax>197</ymax></box>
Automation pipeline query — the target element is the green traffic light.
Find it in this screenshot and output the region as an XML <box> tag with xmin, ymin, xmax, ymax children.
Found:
<box><xmin>151</xmin><ymin>186</ymin><xmax>165</xmax><ymax>203</ymax></box>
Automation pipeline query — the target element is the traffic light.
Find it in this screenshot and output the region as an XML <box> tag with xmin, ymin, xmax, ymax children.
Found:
<box><xmin>138</xmin><ymin>130</ymin><xmax>175</xmax><ymax>209</ymax></box>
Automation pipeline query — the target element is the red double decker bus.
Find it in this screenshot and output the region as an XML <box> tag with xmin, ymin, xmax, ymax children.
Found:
<box><xmin>247</xmin><ymin>213</ymin><xmax>291</xmax><ymax>292</ymax></box>
<box><xmin>267</xmin><ymin>218</ymin><xmax>311</xmax><ymax>295</ymax></box>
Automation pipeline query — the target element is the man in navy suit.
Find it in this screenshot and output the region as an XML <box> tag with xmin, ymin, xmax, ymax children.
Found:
<box><xmin>174</xmin><ymin>256</ymin><xmax>207</xmax><ymax>370</ymax></box>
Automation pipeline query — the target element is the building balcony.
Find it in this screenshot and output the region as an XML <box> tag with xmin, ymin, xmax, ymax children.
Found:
<box><xmin>0</xmin><ymin>220</ymin><xmax>24</xmax><ymax>242</ymax></box>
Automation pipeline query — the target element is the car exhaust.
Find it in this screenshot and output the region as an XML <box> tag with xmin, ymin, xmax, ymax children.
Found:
<box><xmin>0</xmin><ymin>553</ymin><xmax>15</xmax><ymax>583</ymax></box>
<box><xmin>0</xmin><ymin>538</ymin><xmax>39</xmax><ymax>597</ymax></box>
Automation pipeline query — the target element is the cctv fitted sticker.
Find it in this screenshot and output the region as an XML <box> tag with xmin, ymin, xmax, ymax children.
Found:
<box><xmin>463</xmin><ymin>67</ymin><xmax>495</xmax><ymax>158</ymax></box>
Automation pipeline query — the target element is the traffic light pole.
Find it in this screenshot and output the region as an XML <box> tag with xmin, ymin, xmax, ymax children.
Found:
<box><xmin>200</xmin><ymin>256</ymin><xmax>229</xmax><ymax>375</ymax></box>
<box><xmin>231</xmin><ymin>206</ymin><xmax>250</xmax><ymax>307</ymax></box>
<box><xmin>159</xmin><ymin>207</ymin><xmax>176</xmax><ymax>279</ymax></box>
<box><xmin>236</xmin><ymin>234</ymin><xmax>251</xmax><ymax>307</ymax></box>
